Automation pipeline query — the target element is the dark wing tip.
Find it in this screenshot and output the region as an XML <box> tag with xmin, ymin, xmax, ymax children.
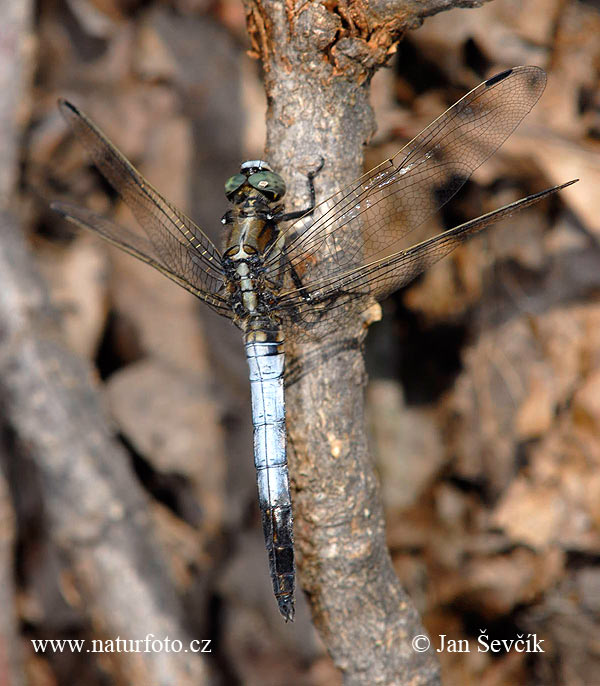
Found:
<box><xmin>484</xmin><ymin>65</ymin><xmax>546</xmax><ymax>91</ymax></box>
<box><xmin>57</xmin><ymin>98</ymin><xmax>81</xmax><ymax>118</ymax></box>
<box><xmin>485</xmin><ymin>68</ymin><xmax>513</xmax><ymax>87</ymax></box>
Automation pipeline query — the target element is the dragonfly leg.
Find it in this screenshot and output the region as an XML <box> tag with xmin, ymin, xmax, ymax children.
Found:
<box><xmin>276</xmin><ymin>157</ymin><xmax>325</xmax><ymax>222</ymax></box>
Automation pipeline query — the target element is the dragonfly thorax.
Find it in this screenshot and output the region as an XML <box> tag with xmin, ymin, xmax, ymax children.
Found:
<box><xmin>221</xmin><ymin>189</ymin><xmax>285</xmax><ymax>329</ymax></box>
<box><xmin>222</xmin><ymin>189</ymin><xmax>283</xmax><ymax>259</ymax></box>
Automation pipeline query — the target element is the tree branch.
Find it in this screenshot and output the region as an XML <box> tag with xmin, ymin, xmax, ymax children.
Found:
<box><xmin>239</xmin><ymin>0</ymin><xmax>496</xmax><ymax>682</ymax></box>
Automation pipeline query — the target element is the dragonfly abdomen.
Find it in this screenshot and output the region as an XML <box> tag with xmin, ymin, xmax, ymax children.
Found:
<box><xmin>245</xmin><ymin>336</ymin><xmax>295</xmax><ymax>621</ymax></box>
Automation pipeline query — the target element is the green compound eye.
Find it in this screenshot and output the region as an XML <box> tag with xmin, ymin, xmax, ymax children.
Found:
<box><xmin>224</xmin><ymin>174</ymin><xmax>246</xmax><ymax>199</ymax></box>
<box><xmin>248</xmin><ymin>171</ymin><xmax>286</xmax><ymax>201</ymax></box>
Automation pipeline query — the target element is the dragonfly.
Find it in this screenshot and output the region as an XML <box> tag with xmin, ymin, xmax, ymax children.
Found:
<box><xmin>52</xmin><ymin>66</ymin><xmax>576</xmax><ymax>621</ymax></box>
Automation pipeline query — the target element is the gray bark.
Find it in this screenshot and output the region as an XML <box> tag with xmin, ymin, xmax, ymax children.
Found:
<box><xmin>243</xmin><ymin>0</ymin><xmax>490</xmax><ymax>682</ymax></box>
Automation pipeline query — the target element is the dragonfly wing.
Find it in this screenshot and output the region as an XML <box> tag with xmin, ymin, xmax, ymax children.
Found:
<box><xmin>277</xmin><ymin>181</ymin><xmax>577</xmax><ymax>339</ymax></box>
<box><xmin>51</xmin><ymin>202</ymin><xmax>232</xmax><ymax>318</ymax></box>
<box><xmin>58</xmin><ymin>99</ymin><xmax>225</xmax><ymax>297</ymax></box>
<box><xmin>274</xmin><ymin>66</ymin><xmax>547</xmax><ymax>292</ymax></box>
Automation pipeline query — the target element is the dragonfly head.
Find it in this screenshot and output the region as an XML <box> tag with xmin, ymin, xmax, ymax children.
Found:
<box><xmin>225</xmin><ymin>160</ymin><xmax>286</xmax><ymax>204</ymax></box>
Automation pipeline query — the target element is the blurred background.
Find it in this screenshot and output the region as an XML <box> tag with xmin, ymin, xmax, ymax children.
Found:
<box><xmin>2</xmin><ymin>0</ymin><xmax>599</xmax><ymax>684</ymax></box>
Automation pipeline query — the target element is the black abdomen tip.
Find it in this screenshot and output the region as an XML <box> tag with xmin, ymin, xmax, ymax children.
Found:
<box><xmin>278</xmin><ymin>596</ymin><xmax>295</xmax><ymax>622</ymax></box>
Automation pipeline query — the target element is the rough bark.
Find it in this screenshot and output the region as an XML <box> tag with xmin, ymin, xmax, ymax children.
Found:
<box><xmin>242</xmin><ymin>0</ymin><xmax>490</xmax><ymax>682</ymax></box>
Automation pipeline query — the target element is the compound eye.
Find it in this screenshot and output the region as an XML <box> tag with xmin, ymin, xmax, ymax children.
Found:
<box><xmin>248</xmin><ymin>171</ymin><xmax>286</xmax><ymax>201</ymax></box>
<box><xmin>224</xmin><ymin>174</ymin><xmax>246</xmax><ymax>199</ymax></box>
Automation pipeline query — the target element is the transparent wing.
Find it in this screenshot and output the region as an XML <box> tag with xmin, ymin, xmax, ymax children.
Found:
<box><xmin>51</xmin><ymin>202</ymin><xmax>232</xmax><ymax>317</ymax></box>
<box><xmin>270</xmin><ymin>66</ymin><xmax>548</xmax><ymax>301</ymax></box>
<box><xmin>57</xmin><ymin>99</ymin><xmax>226</xmax><ymax>298</ymax></box>
<box><xmin>276</xmin><ymin>181</ymin><xmax>577</xmax><ymax>339</ymax></box>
